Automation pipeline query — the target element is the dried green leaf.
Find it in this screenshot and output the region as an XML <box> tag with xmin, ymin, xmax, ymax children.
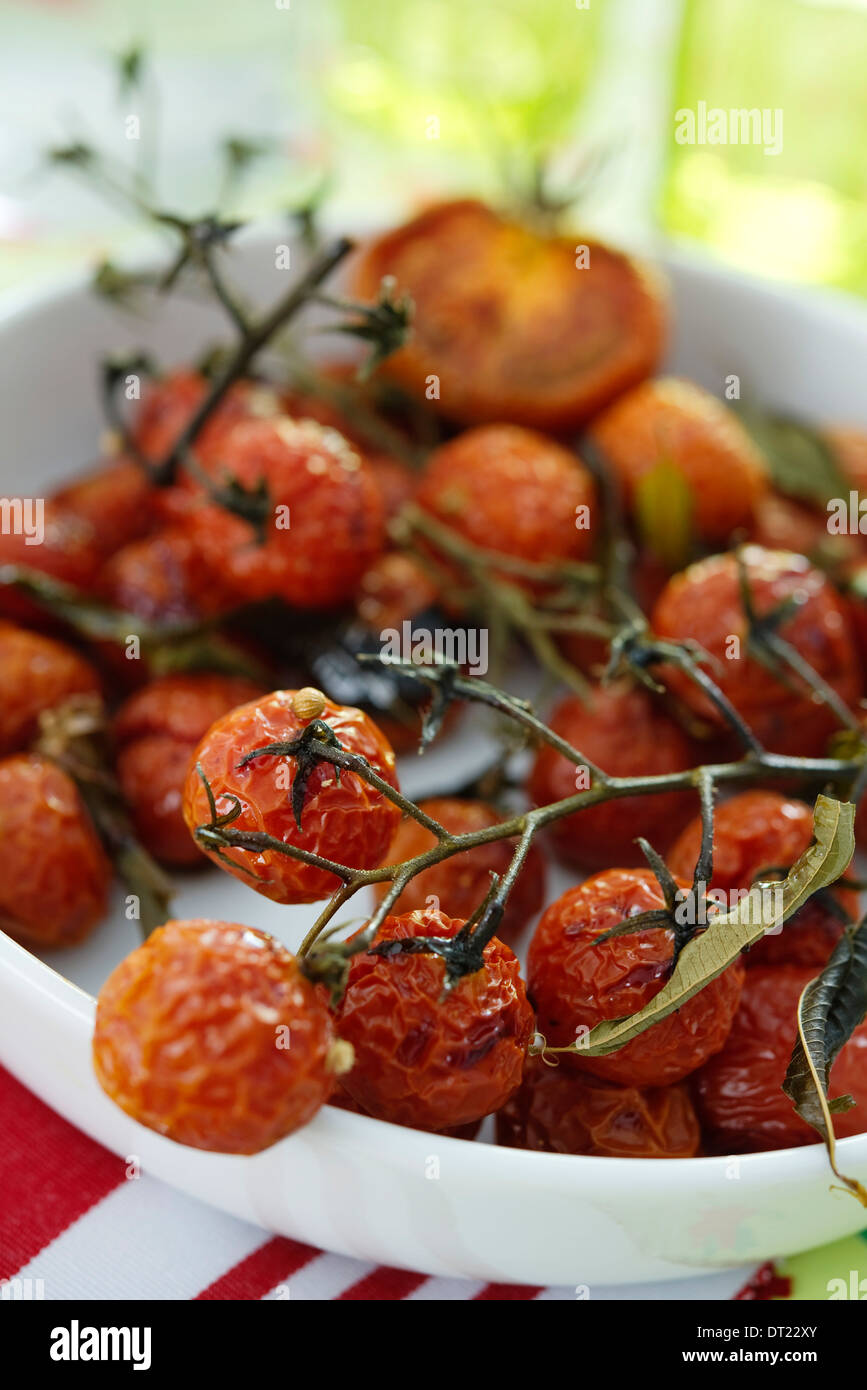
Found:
<box><xmin>782</xmin><ymin>918</ymin><xmax>867</xmax><ymax>1204</ymax></box>
<box><xmin>573</xmin><ymin>795</ymin><xmax>854</xmax><ymax>1059</ymax></box>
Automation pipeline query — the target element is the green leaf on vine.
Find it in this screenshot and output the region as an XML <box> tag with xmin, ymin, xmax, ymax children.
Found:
<box><xmin>571</xmin><ymin>794</ymin><xmax>854</xmax><ymax>1058</ymax></box>
<box><xmin>782</xmin><ymin>917</ymin><xmax>867</xmax><ymax>1205</ymax></box>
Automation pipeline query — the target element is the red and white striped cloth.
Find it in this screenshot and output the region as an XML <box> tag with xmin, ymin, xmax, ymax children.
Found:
<box><xmin>0</xmin><ymin>1066</ymin><xmax>752</xmax><ymax>1301</ymax></box>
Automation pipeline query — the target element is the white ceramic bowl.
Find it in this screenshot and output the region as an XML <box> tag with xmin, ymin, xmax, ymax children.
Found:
<box><xmin>1</xmin><ymin>234</ymin><xmax>867</xmax><ymax>1288</ymax></box>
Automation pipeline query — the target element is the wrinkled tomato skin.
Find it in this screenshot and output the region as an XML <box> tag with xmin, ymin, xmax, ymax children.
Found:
<box><xmin>53</xmin><ymin>457</ymin><xmax>157</xmax><ymax>556</ymax></box>
<box><xmin>335</xmin><ymin>908</ymin><xmax>534</xmax><ymax>1130</ymax></box>
<box><xmin>528</xmin><ymin>683</ymin><xmax>698</xmax><ymax>870</ymax></box>
<box><xmin>114</xmin><ymin>675</ymin><xmax>265</xmax><ymax>866</ymax></box>
<box><xmin>172</xmin><ymin>416</ymin><xmax>385</xmax><ymax>610</ymax></box>
<box><xmin>183</xmin><ymin>691</ymin><xmax>401</xmax><ymax>903</ymax></box>
<box><xmin>328</xmin><ymin>1082</ymin><xmax>481</xmax><ymax>1140</ymax></box>
<box><xmin>527</xmin><ymin>869</ymin><xmax>745</xmax><ymax>1087</ymax></box>
<box><xmin>589</xmin><ymin>377</ymin><xmax>768</xmax><ymax>545</ymax></box>
<box><xmin>652</xmin><ymin>547</ymin><xmax>861</xmax><ymax>758</ymax></box>
<box><xmin>353</xmin><ymin>199</ymin><xmax>666</xmax><ymax>431</ymax></box>
<box><xmin>496</xmin><ymin>1056</ymin><xmax>700</xmax><ymax>1158</ymax></box>
<box><xmin>416</xmin><ymin>424</ymin><xmax>596</xmax><ymax>578</ymax></box>
<box><xmin>694</xmin><ymin>965</ymin><xmax>867</xmax><ymax>1153</ymax></box>
<box><xmin>372</xmin><ymin>799</ymin><xmax>546</xmax><ymax>942</ymax></box>
<box><xmin>0</xmin><ymin>754</ymin><xmax>110</xmax><ymax>948</ymax></box>
<box><xmin>668</xmin><ymin>791</ymin><xmax>854</xmax><ymax>969</ymax></box>
<box><xmin>0</xmin><ymin>621</ymin><xmax>101</xmax><ymax>756</ymax></box>
<box><xmin>93</xmin><ymin>919</ymin><xmax>336</xmax><ymax>1154</ymax></box>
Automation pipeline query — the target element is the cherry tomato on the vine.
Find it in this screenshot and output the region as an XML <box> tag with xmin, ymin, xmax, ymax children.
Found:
<box><xmin>652</xmin><ymin>545</ymin><xmax>861</xmax><ymax>758</ymax></box>
<box><xmin>527</xmin><ymin>869</ymin><xmax>745</xmax><ymax>1087</ymax></box>
<box><xmin>93</xmin><ymin>919</ymin><xmax>340</xmax><ymax>1154</ymax></box>
<box><xmin>335</xmin><ymin>907</ymin><xmax>534</xmax><ymax>1130</ymax></box>
<box><xmin>528</xmin><ymin>682</ymin><xmax>699</xmax><ymax>870</ymax></box>
<box><xmin>667</xmin><ymin>790</ymin><xmax>854</xmax><ymax>969</ymax></box>
<box><xmin>372</xmin><ymin>798</ymin><xmax>546</xmax><ymax>942</ymax></box>
<box><xmin>173</xmin><ymin>416</ymin><xmax>386</xmax><ymax>610</ymax></box>
<box><xmin>694</xmin><ymin>964</ymin><xmax>867</xmax><ymax>1153</ymax></box>
<box><xmin>183</xmin><ymin>689</ymin><xmax>401</xmax><ymax>903</ymax></box>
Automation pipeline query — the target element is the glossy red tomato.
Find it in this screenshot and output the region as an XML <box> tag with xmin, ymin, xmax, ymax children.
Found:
<box><xmin>652</xmin><ymin>546</ymin><xmax>861</xmax><ymax>758</ymax></box>
<box><xmin>495</xmin><ymin>1056</ymin><xmax>700</xmax><ymax>1157</ymax></box>
<box><xmin>527</xmin><ymin>869</ymin><xmax>745</xmax><ymax>1087</ymax></box>
<box><xmin>0</xmin><ymin>499</ymin><xmax>104</xmax><ymax>626</ymax></box>
<box><xmin>694</xmin><ymin>964</ymin><xmax>867</xmax><ymax>1153</ymax></box>
<box><xmin>183</xmin><ymin>689</ymin><xmax>401</xmax><ymax>903</ymax></box>
<box><xmin>0</xmin><ymin>621</ymin><xmax>101</xmax><ymax>756</ymax></box>
<box><xmin>416</xmin><ymin>424</ymin><xmax>596</xmax><ymax>583</ymax></box>
<box><xmin>528</xmin><ymin>682</ymin><xmax>698</xmax><ymax>870</ymax></box>
<box><xmin>114</xmin><ymin>674</ymin><xmax>265</xmax><ymax>865</ymax></box>
<box><xmin>131</xmin><ymin>369</ymin><xmax>263</xmax><ymax>463</ymax></box>
<box><xmin>667</xmin><ymin>790</ymin><xmax>854</xmax><ymax>969</ymax></box>
<box><xmin>93</xmin><ymin>919</ymin><xmax>339</xmax><ymax>1154</ymax></box>
<box><xmin>0</xmin><ymin>754</ymin><xmax>111</xmax><ymax>947</ymax></box>
<box><xmin>335</xmin><ymin>907</ymin><xmax>534</xmax><ymax>1130</ymax></box>
<box><xmin>372</xmin><ymin>798</ymin><xmax>546</xmax><ymax>942</ymax></box>
<box><xmin>170</xmin><ymin>415</ymin><xmax>385</xmax><ymax>610</ymax></box>
<box><xmin>52</xmin><ymin>456</ymin><xmax>157</xmax><ymax>556</ymax></box>
<box><xmin>99</xmin><ymin>526</ymin><xmax>237</xmax><ymax>625</ymax></box>
<box><xmin>354</xmin><ymin>551</ymin><xmax>439</xmax><ymax>632</ymax></box>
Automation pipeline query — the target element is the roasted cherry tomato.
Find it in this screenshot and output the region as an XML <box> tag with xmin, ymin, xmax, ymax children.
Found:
<box><xmin>328</xmin><ymin>1082</ymin><xmax>481</xmax><ymax>1140</ymax></box>
<box><xmin>590</xmin><ymin>377</ymin><xmax>768</xmax><ymax>546</ymax></box>
<box><xmin>652</xmin><ymin>546</ymin><xmax>861</xmax><ymax>758</ymax></box>
<box><xmin>353</xmin><ymin>199</ymin><xmax>665</xmax><ymax>430</ymax></box>
<box><xmin>114</xmin><ymin>674</ymin><xmax>265</xmax><ymax>866</ymax></box>
<box><xmin>99</xmin><ymin>526</ymin><xmax>236</xmax><ymax>626</ymax></box>
<box><xmin>335</xmin><ymin>907</ymin><xmax>534</xmax><ymax>1130</ymax></box>
<box><xmin>353</xmin><ymin>551</ymin><xmax>439</xmax><ymax>633</ymax></box>
<box><xmin>183</xmin><ymin>689</ymin><xmax>401</xmax><ymax>903</ymax></box>
<box><xmin>495</xmin><ymin>1055</ymin><xmax>700</xmax><ymax>1158</ymax></box>
<box><xmin>0</xmin><ymin>499</ymin><xmax>103</xmax><ymax>626</ymax></box>
<box><xmin>0</xmin><ymin>753</ymin><xmax>110</xmax><ymax>948</ymax></box>
<box><xmin>416</xmin><ymin>424</ymin><xmax>596</xmax><ymax>581</ymax></box>
<box><xmin>528</xmin><ymin>682</ymin><xmax>698</xmax><ymax>870</ymax></box>
<box><xmin>93</xmin><ymin>919</ymin><xmax>340</xmax><ymax>1154</ymax></box>
<box><xmin>0</xmin><ymin>620</ymin><xmax>101</xmax><ymax>756</ymax></box>
<box><xmin>372</xmin><ymin>798</ymin><xmax>546</xmax><ymax>941</ymax></box>
<box><xmin>694</xmin><ymin>964</ymin><xmax>867</xmax><ymax>1153</ymax></box>
<box><xmin>173</xmin><ymin>416</ymin><xmax>385</xmax><ymax>610</ymax></box>
<box><xmin>667</xmin><ymin>790</ymin><xmax>854</xmax><ymax>969</ymax></box>
<box><xmin>527</xmin><ymin>869</ymin><xmax>745</xmax><ymax>1087</ymax></box>
<box><xmin>131</xmin><ymin>369</ymin><xmax>264</xmax><ymax>464</ymax></box>
<box><xmin>52</xmin><ymin>456</ymin><xmax>157</xmax><ymax>556</ymax></box>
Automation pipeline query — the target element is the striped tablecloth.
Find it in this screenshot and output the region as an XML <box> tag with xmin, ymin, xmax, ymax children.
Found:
<box><xmin>1</xmin><ymin>1066</ymin><xmax>862</xmax><ymax>1301</ymax></box>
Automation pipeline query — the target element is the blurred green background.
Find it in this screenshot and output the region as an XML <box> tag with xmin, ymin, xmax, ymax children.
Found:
<box><xmin>0</xmin><ymin>0</ymin><xmax>865</xmax><ymax>294</ymax></box>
